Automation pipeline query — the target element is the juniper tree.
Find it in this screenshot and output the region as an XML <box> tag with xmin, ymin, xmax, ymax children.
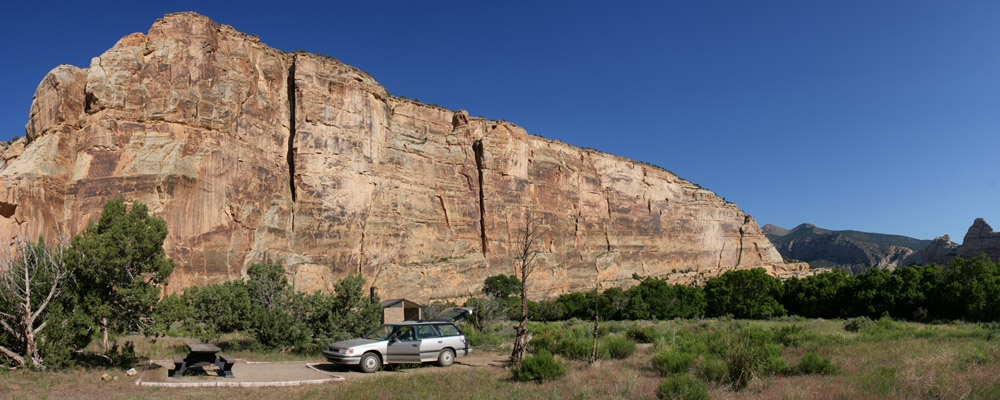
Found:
<box><xmin>65</xmin><ymin>197</ymin><xmax>174</xmax><ymax>352</ymax></box>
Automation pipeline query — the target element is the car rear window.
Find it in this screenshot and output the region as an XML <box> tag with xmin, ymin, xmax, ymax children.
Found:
<box><xmin>437</xmin><ymin>324</ymin><xmax>461</xmax><ymax>337</ymax></box>
<box><xmin>416</xmin><ymin>324</ymin><xmax>440</xmax><ymax>339</ymax></box>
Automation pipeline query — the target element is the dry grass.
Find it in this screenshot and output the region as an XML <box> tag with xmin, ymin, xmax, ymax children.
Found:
<box><xmin>3</xmin><ymin>319</ymin><xmax>1000</xmax><ymax>399</ymax></box>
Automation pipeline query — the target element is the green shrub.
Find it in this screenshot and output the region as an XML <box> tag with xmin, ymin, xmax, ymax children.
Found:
<box><xmin>560</xmin><ymin>337</ymin><xmax>601</xmax><ymax>360</ymax></box>
<box><xmin>705</xmin><ymin>268</ymin><xmax>785</xmax><ymax>318</ymax></box>
<box><xmin>695</xmin><ymin>356</ymin><xmax>726</xmax><ymax>383</ymax></box>
<box><xmin>528</xmin><ymin>299</ymin><xmax>565</xmax><ymax>321</ymax></box>
<box><xmin>655</xmin><ymin>373</ymin><xmax>709</xmax><ymax>400</ymax></box>
<box><xmin>251</xmin><ymin>308</ymin><xmax>309</xmax><ymax>351</ymax></box>
<box><xmin>844</xmin><ymin>316</ymin><xmax>874</xmax><ymax>332</ymax></box>
<box><xmin>627</xmin><ymin>325</ymin><xmax>660</xmax><ymax>343</ymax></box>
<box><xmin>605</xmin><ymin>322</ymin><xmax>628</xmax><ymax>333</ymax></box>
<box><xmin>603</xmin><ymin>335</ymin><xmax>637</xmax><ymax>359</ymax></box>
<box><xmin>771</xmin><ymin>324</ymin><xmax>805</xmax><ymax>347</ymax></box>
<box><xmin>764</xmin><ymin>344</ymin><xmax>788</xmax><ymax>375</ymax></box>
<box><xmin>464</xmin><ymin>325</ymin><xmax>503</xmax><ymax>349</ymax></box>
<box><xmin>860</xmin><ymin>317</ymin><xmax>917</xmax><ymax>340</ymax></box>
<box><xmin>527</xmin><ymin>328</ymin><xmax>563</xmax><ymax>355</ymax></box>
<box><xmin>792</xmin><ymin>352</ymin><xmax>838</xmax><ymax>375</ymax></box>
<box><xmin>696</xmin><ymin>355</ymin><xmax>727</xmax><ymax>383</ymax></box>
<box><xmin>983</xmin><ymin>322</ymin><xmax>1000</xmax><ymax>341</ymax></box>
<box><xmin>106</xmin><ymin>341</ymin><xmax>137</xmax><ymax>369</ymax></box>
<box><xmin>482</xmin><ymin>274</ymin><xmax>521</xmax><ymax>298</ymax></box>
<box><xmin>652</xmin><ymin>349</ymin><xmax>696</xmax><ymax>376</ymax></box>
<box><xmin>725</xmin><ymin>328</ymin><xmax>781</xmax><ymax>390</ymax></box>
<box><xmin>511</xmin><ymin>350</ymin><xmax>566</xmax><ymax>382</ymax></box>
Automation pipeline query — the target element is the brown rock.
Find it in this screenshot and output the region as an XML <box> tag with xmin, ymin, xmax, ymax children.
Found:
<box><xmin>0</xmin><ymin>12</ymin><xmax>801</xmax><ymax>301</ymax></box>
<box><xmin>903</xmin><ymin>235</ymin><xmax>960</xmax><ymax>266</ymax></box>
<box><xmin>958</xmin><ymin>218</ymin><xmax>1000</xmax><ymax>260</ymax></box>
<box><xmin>905</xmin><ymin>219</ymin><xmax>1000</xmax><ymax>267</ymax></box>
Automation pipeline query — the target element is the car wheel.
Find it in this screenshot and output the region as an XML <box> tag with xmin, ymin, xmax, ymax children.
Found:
<box><xmin>359</xmin><ymin>352</ymin><xmax>381</xmax><ymax>373</ymax></box>
<box><xmin>437</xmin><ymin>348</ymin><xmax>455</xmax><ymax>367</ymax></box>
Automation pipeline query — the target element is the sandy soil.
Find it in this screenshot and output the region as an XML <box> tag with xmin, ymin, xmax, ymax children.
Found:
<box><xmin>137</xmin><ymin>351</ymin><xmax>510</xmax><ymax>385</ymax></box>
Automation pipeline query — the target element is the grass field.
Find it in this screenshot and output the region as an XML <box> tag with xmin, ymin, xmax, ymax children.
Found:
<box><xmin>2</xmin><ymin>318</ymin><xmax>999</xmax><ymax>399</ymax></box>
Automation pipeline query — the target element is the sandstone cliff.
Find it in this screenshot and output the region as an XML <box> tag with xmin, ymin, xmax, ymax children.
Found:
<box><xmin>903</xmin><ymin>218</ymin><xmax>1000</xmax><ymax>266</ymax></box>
<box><xmin>0</xmin><ymin>13</ymin><xmax>805</xmax><ymax>301</ymax></box>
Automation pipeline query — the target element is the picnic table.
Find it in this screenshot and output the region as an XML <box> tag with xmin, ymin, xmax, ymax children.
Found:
<box><xmin>171</xmin><ymin>343</ymin><xmax>235</xmax><ymax>378</ymax></box>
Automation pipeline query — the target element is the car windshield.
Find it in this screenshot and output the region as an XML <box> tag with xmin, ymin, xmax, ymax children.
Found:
<box><xmin>362</xmin><ymin>324</ymin><xmax>397</xmax><ymax>340</ymax></box>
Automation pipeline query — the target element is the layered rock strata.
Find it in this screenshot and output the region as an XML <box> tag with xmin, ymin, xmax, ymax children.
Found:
<box><xmin>0</xmin><ymin>12</ymin><xmax>805</xmax><ymax>301</ymax></box>
<box><xmin>764</xmin><ymin>223</ymin><xmax>930</xmax><ymax>273</ymax></box>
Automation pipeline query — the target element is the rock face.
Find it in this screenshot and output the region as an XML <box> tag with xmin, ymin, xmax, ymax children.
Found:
<box><xmin>765</xmin><ymin>223</ymin><xmax>930</xmax><ymax>273</ymax></box>
<box><xmin>903</xmin><ymin>218</ymin><xmax>1000</xmax><ymax>266</ymax></box>
<box><xmin>0</xmin><ymin>13</ymin><xmax>804</xmax><ymax>301</ymax></box>
<box><xmin>902</xmin><ymin>235</ymin><xmax>959</xmax><ymax>266</ymax></box>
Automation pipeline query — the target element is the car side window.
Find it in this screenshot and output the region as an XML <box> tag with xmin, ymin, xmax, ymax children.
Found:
<box><xmin>416</xmin><ymin>325</ymin><xmax>440</xmax><ymax>339</ymax></box>
<box><xmin>395</xmin><ymin>326</ymin><xmax>416</xmax><ymax>341</ymax></box>
<box><xmin>437</xmin><ymin>324</ymin><xmax>461</xmax><ymax>337</ymax></box>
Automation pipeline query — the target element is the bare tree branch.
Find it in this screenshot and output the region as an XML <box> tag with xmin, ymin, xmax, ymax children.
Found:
<box><xmin>0</xmin><ymin>228</ymin><xmax>69</xmax><ymax>369</ymax></box>
<box><xmin>32</xmin><ymin>320</ymin><xmax>47</xmax><ymax>336</ymax></box>
<box><xmin>0</xmin><ymin>319</ymin><xmax>20</xmax><ymax>338</ymax></box>
<box><xmin>510</xmin><ymin>210</ymin><xmax>545</xmax><ymax>369</ymax></box>
<box><xmin>0</xmin><ymin>345</ymin><xmax>24</xmax><ymax>365</ymax></box>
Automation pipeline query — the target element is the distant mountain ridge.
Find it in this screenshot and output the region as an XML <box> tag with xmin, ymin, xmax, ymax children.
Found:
<box><xmin>764</xmin><ymin>223</ymin><xmax>931</xmax><ymax>273</ymax></box>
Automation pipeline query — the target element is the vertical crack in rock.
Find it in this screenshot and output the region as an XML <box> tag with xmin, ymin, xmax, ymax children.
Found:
<box><xmin>286</xmin><ymin>55</ymin><xmax>298</xmax><ymax>203</ymax></box>
<box><xmin>358</xmin><ymin>183</ymin><xmax>378</xmax><ymax>276</ymax></box>
<box><xmin>736</xmin><ymin>215</ymin><xmax>749</xmax><ymax>267</ymax></box>
<box><xmin>473</xmin><ymin>140</ymin><xmax>488</xmax><ymax>255</ymax></box>
<box><xmin>717</xmin><ymin>242</ymin><xmax>725</xmax><ymax>270</ymax></box>
<box><xmin>438</xmin><ymin>195</ymin><xmax>451</xmax><ymax>231</ymax></box>
<box><xmin>603</xmin><ymin>191</ymin><xmax>613</xmax><ymax>252</ymax></box>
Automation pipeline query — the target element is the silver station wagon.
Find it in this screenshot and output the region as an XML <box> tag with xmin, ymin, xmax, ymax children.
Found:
<box><xmin>322</xmin><ymin>307</ymin><xmax>473</xmax><ymax>373</ymax></box>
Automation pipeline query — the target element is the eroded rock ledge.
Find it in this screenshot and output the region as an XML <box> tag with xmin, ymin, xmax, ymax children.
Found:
<box><xmin>0</xmin><ymin>12</ymin><xmax>806</xmax><ymax>301</ymax></box>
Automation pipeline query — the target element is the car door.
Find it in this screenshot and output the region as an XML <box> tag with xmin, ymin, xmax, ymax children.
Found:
<box><xmin>385</xmin><ymin>326</ymin><xmax>421</xmax><ymax>363</ymax></box>
<box><xmin>416</xmin><ymin>324</ymin><xmax>443</xmax><ymax>362</ymax></box>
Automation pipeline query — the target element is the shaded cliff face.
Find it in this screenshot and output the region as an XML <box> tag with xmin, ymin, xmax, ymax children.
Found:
<box><xmin>0</xmin><ymin>13</ymin><xmax>803</xmax><ymax>301</ymax></box>
<box><xmin>765</xmin><ymin>223</ymin><xmax>930</xmax><ymax>273</ymax></box>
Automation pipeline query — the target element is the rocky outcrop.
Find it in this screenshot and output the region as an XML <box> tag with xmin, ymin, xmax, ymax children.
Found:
<box><xmin>957</xmin><ymin>219</ymin><xmax>1000</xmax><ymax>260</ymax></box>
<box><xmin>0</xmin><ymin>13</ymin><xmax>804</xmax><ymax>301</ymax></box>
<box><xmin>901</xmin><ymin>235</ymin><xmax>959</xmax><ymax>266</ymax></box>
<box><xmin>903</xmin><ymin>218</ymin><xmax>1000</xmax><ymax>266</ymax></box>
<box><xmin>766</xmin><ymin>223</ymin><xmax>930</xmax><ymax>273</ymax></box>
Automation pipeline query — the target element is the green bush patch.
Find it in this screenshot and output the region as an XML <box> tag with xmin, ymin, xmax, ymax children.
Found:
<box><xmin>511</xmin><ymin>350</ymin><xmax>566</xmax><ymax>383</ymax></box>
<box><xmin>655</xmin><ymin>373</ymin><xmax>709</xmax><ymax>400</ymax></box>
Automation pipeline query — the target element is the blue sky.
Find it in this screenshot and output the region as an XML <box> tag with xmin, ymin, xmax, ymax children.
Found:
<box><xmin>2</xmin><ymin>1</ymin><xmax>998</xmax><ymax>242</ymax></box>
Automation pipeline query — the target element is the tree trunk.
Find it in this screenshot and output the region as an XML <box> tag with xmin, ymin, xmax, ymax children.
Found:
<box><xmin>510</xmin><ymin>287</ymin><xmax>529</xmax><ymax>369</ymax></box>
<box><xmin>25</xmin><ymin>326</ymin><xmax>41</xmax><ymax>368</ymax></box>
<box><xmin>589</xmin><ymin>314</ymin><xmax>599</xmax><ymax>364</ymax></box>
<box><xmin>102</xmin><ymin>318</ymin><xmax>110</xmax><ymax>353</ymax></box>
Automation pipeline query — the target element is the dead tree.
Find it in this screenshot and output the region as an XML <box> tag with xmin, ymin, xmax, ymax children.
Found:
<box><xmin>509</xmin><ymin>211</ymin><xmax>544</xmax><ymax>369</ymax></box>
<box><xmin>590</xmin><ymin>288</ymin><xmax>600</xmax><ymax>365</ymax></box>
<box><xmin>0</xmin><ymin>233</ymin><xmax>68</xmax><ymax>369</ymax></box>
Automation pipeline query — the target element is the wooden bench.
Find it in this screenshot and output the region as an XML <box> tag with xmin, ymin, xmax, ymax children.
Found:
<box><xmin>218</xmin><ymin>354</ymin><xmax>235</xmax><ymax>378</ymax></box>
<box><xmin>171</xmin><ymin>355</ymin><xmax>185</xmax><ymax>376</ymax></box>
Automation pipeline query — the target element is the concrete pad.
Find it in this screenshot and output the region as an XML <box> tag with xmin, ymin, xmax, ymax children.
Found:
<box><xmin>135</xmin><ymin>359</ymin><xmax>344</xmax><ymax>388</ymax></box>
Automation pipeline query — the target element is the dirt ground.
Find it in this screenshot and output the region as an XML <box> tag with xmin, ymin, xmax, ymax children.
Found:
<box><xmin>137</xmin><ymin>350</ymin><xmax>510</xmax><ymax>385</ymax></box>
